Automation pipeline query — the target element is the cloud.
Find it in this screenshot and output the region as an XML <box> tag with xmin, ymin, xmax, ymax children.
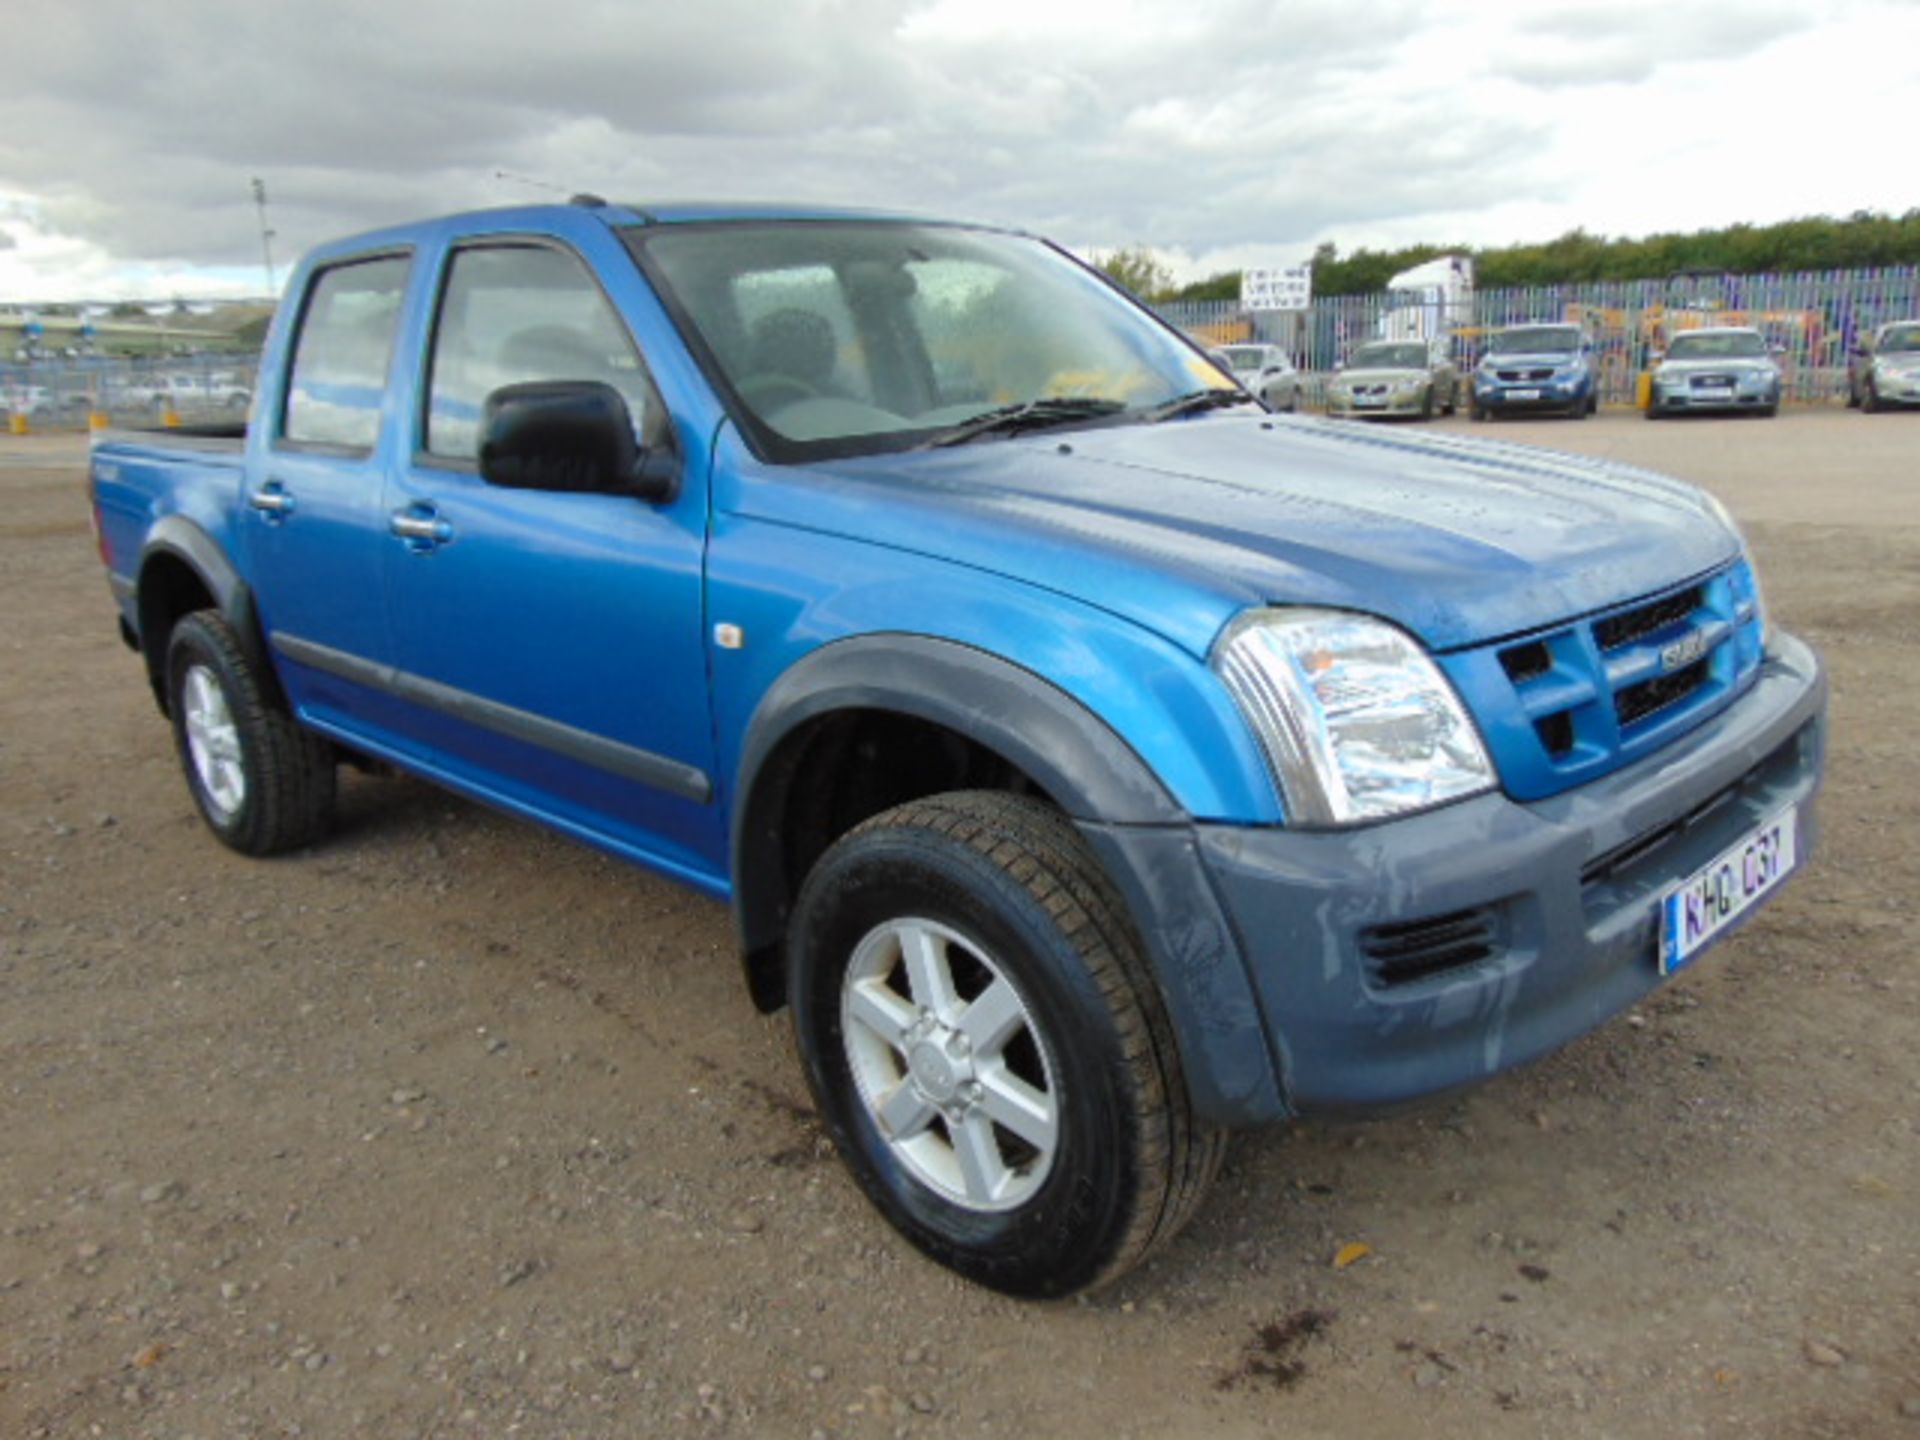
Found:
<box><xmin>0</xmin><ymin>0</ymin><xmax>1914</xmax><ymax>298</ymax></box>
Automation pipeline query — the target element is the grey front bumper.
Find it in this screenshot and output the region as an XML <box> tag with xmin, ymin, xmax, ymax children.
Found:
<box><xmin>1088</xmin><ymin>632</ymin><xmax>1825</xmax><ymax>1127</ymax></box>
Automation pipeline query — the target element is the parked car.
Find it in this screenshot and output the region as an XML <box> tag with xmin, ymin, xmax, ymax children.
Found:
<box><xmin>118</xmin><ymin>372</ymin><xmax>252</xmax><ymax>415</ymax></box>
<box><xmin>90</xmin><ymin>201</ymin><xmax>1825</xmax><ymax>1297</ymax></box>
<box><xmin>1469</xmin><ymin>324</ymin><xmax>1599</xmax><ymax>420</ymax></box>
<box><xmin>1646</xmin><ymin>327</ymin><xmax>1782</xmax><ymax>419</ymax></box>
<box><xmin>1210</xmin><ymin>343</ymin><xmax>1299</xmax><ymax>411</ymax></box>
<box><xmin>4</xmin><ymin>383</ymin><xmax>52</xmax><ymax>417</ymax></box>
<box><xmin>1325</xmin><ymin>340</ymin><xmax>1457</xmax><ymax>419</ymax></box>
<box><xmin>1846</xmin><ymin>320</ymin><xmax>1920</xmax><ymax>412</ymax></box>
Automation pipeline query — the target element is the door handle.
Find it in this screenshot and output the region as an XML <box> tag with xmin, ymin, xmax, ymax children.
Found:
<box><xmin>248</xmin><ymin>483</ymin><xmax>294</xmax><ymax>517</ymax></box>
<box><xmin>389</xmin><ymin>508</ymin><xmax>454</xmax><ymax>547</ymax></box>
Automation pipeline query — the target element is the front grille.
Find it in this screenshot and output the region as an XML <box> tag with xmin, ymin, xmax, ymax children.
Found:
<box><xmin>1360</xmin><ymin>905</ymin><xmax>1503</xmax><ymax>988</ymax></box>
<box><xmin>1466</xmin><ymin>560</ymin><xmax>1766</xmax><ymax>803</ymax></box>
<box><xmin>1501</xmin><ymin>641</ymin><xmax>1552</xmax><ymax>683</ymax></box>
<box><xmin>1353</xmin><ymin>383</ymin><xmax>1389</xmax><ymax>396</ymax></box>
<box><xmin>1616</xmin><ymin>658</ymin><xmax>1709</xmax><ymax>727</ymax></box>
<box><xmin>1595</xmin><ymin>585</ymin><xmax>1703</xmax><ymax>651</ymax></box>
<box><xmin>1495</xmin><ymin>367</ymin><xmax>1554</xmax><ymax>382</ymax></box>
<box><xmin>1689</xmin><ymin>372</ymin><xmax>1736</xmax><ymax>389</ymax></box>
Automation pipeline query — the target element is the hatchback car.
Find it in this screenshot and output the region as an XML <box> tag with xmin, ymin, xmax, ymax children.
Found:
<box><xmin>1210</xmin><ymin>343</ymin><xmax>1300</xmax><ymax>411</ymax></box>
<box><xmin>1847</xmin><ymin>321</ymin><xmax>1920</xmax><ymax>411</ymax></box>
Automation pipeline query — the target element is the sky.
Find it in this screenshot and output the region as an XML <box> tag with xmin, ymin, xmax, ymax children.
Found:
<box><xmin>1</xmin><ymin>0</ymin><xmax>1916</xmax><ymax>302</ymax></box>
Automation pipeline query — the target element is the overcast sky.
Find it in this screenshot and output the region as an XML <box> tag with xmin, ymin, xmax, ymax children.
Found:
<box><xmin>1</xmin><ymin>0</ymin><xmax>1916</xmax><ymax>302</ymax></box>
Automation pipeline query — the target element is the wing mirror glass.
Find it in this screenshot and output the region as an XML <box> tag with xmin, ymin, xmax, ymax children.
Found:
<box><xmin>479</xmin><ymin>381</ymin><xmax>678</xmax><ymax>503</ymax></box>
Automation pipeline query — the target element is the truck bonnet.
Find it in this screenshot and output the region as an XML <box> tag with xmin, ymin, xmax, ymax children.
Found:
<box><xmin>754</xmin><ymin>415</ymin><xmax>1741</xmax><ymax>659</ymax></box>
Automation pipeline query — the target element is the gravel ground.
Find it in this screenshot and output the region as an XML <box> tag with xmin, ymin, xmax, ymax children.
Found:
<box><xmin>2</xmin><ymin>411</ymin><xmax>1917</xmax><ymax>1439</ymax></box>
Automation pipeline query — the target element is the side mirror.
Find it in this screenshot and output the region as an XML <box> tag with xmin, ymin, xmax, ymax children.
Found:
<box><xmin>1332</xmin><ymin>362</ymin><xmax>1345</xmax><ymax>373</ymax></box>
<box><xmin>1262</xmin><ymin>365</ymin><xmax>1282</xmax><ymax>377</ymax></box>
<box><xmin>1769</xmin><ymin>344</ymin><xmax>1787</xmax><ymax>358</ymax></box>
<box><xmin>479</xmin><ymin>381</ymin><xmax>678</xmax><ymax>503</ymax></box>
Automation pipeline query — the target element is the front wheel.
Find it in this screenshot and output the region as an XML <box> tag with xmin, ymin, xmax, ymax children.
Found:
<box><xmin>166</xmin><ymin>611</ymin><xmax>336</xmax><ymax>855</ymax></box>
<box><xmin>788</xmin><ymin>792</ymin><xmax>1222</xmax><ymax>1297</ymax></box>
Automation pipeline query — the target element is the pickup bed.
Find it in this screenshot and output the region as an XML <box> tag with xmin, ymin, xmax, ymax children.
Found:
<box><xmin>90</xmin><ymin>200</ymin><xmax>1826</xmax><ymax>1296</ymax></box>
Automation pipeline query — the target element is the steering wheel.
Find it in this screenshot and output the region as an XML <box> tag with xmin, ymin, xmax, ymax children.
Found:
<box><xmin>736</xmin><ymin>373</ymin><xmax>818</xmax><ymax>411</ymax></box>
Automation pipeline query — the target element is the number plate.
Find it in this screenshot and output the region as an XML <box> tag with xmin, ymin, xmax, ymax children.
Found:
<box><xmin>1695</xmin><ymin>385</ymin><xmax>1734</xmax><ymax>401</ymax></box>
<box><xmin>1353</xmin><ymin>395</ymin><xmax>1386</xmax><ymax>408</ymax></box>
<box><xmin>1507</xmin><ymin>388</ymin><xmax>1541</xmax><ymax>401</ymax></box>
<box><xmin>1659</xmin><ymin>807</ymin><xmax>1798</xmax><ymax>973</ymax></box>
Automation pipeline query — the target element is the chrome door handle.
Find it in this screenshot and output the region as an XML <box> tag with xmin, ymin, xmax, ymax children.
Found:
<box><xmin>389</xmin><ymin>511</ymin><xmax>453</xmax><ymax>544</ymax></box>
<box><xmin>248</xmin><ymin>485</ymin><xmax>294</xmax><ymax>516</ymax></box>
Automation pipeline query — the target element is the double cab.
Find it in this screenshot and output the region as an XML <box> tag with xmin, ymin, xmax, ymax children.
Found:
<box><xmin>89</xmin><ymin>200</ymin><xmax>1826</xmax><ymax>1296</ymax></box>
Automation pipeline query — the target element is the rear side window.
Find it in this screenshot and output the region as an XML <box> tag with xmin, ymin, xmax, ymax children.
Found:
<box><xmin>424</xmin><ymin>244</ymin><xmax>660</xmax><ymax>462</ymax></box>
<box><xmin>282</xmin><ymin>255</ymin><xmax>410</xmax><ymax>451</ymax></box>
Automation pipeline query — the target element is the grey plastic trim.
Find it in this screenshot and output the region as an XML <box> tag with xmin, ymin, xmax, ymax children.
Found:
<box><xmin>737</xmin><ymin>634</ymin><xmax>1182</xmax><ymax>832</ymax></box>
<box><xmin>270</xmin><ymin>631</ymin><xmax>712</xmax><ymax>804</ymax></box>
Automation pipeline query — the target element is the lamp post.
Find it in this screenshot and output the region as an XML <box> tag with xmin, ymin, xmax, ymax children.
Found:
<box><xmin>250</xmin><ymin>178</ymin><xmax>277</xmax><ymax>299</ymax></box>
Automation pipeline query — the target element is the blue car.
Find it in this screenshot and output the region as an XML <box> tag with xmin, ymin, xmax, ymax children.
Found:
<box><xmin>1470</xmin><ymin>324</ymin><xmax>1600</xmax><ymax>420</ymax></box>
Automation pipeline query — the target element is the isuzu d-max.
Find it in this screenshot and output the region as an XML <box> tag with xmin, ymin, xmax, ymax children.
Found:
<box><xmin>89</xmin><ymin>199</ymin><xmax>1826</xmax><ymax>1296</ymax></box>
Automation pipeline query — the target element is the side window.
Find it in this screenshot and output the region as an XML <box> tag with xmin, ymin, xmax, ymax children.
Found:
<box><xmin>283</xmin><ymin>256</ymin><xmax>410</xmax><ymax>451</ymax></box>
<box><xmin>425</xmin><ymin>245</ymin><xmax>660</xmax><ymax>462</ymax></box>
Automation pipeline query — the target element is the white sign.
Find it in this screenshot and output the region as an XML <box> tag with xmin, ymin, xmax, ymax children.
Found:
<box><xmin>1241</xmin><ymin>264</ymin><xmax>1313</xmax><ymax>312</ymax></box>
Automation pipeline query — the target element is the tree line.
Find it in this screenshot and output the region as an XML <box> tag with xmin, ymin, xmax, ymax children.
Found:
<box><xmin>1096</xmin><ymin>210</ymin><xmax>1920</xmax><ymax>303</ymax></box>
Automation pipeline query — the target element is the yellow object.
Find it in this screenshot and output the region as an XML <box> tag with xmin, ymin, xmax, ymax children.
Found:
<box><xmin>1636</xmin><ymin>371</ymin><xmax>1653</xmax><ymax>410</ymax></box>
<box><xmin>8</xmin><ymin>412</ymin><xmax>27</xmax><ymax>435</ymax></box>
<box><xmin>161</xmin><ymin>407</ymin><xmax>181</xmax><ymax>428</ymax></box>
<box><xmin>89</xmin><ymin>411</ymin><xmax>111</xmax><ymax>431</ymax></box>
<box><xmin>1332</xmin><ymin>1241</ymin><xmax>1372</xmax><ymax>1270</ymax></box>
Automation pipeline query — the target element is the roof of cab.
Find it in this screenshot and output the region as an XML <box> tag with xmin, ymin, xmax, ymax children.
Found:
<box><xmin>299</xmin><ymin>200</ymin><xmax>1020</xmax><ymax>267</ymax></box>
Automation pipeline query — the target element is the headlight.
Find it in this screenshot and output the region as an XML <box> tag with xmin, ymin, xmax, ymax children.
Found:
<box><xmin>1699</xmin><ymin>493</ymin><xmax>1768</xmax><ymax>650</ymax></box>
<box><xmin>1212</xmin><ymin>609</ymin><xmax>1496</xmax><ymax>826</ymax></box>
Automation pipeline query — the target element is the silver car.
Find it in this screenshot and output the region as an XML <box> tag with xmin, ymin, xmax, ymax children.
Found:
<box><xmin>1211</xmin><ymin>343</ymin><xmax>1299</xmax><ymax>411</ymax></box>
<box><xmin>1847</xmin><ymin>320</ymin><xmax>1920</xmax><ymax>411</ymax></box>
<box><xmin>1647</xmin><ymin>327</ymin><xmax>1782</xmax><ymax>419</ymax></box>
<box><xmin>1325</xmin><ymin>340</ymin><xmax>1458</xmax><ymax>419</ymax></box>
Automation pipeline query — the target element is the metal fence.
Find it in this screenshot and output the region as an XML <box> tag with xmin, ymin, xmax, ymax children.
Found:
<box><xmin>1157</xmin><ymin>266</ymin><xmax>1920</xmax><ymax>406</ymax></box>
<box><xmin>2</xmin><ymin>353</ymin><xmax>264</xmax><ymax>429</ymax></box>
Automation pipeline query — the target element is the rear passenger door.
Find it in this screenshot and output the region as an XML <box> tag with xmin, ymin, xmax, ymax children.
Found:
<box><xmin>247</xmin><ymin>252</ymin><xmax>410</xmax><ymax>724</ymax></box>
<box><xmin>379</xmin><ymin>238</ymin><xmax>722</xmax><ymax>881</ymax></box>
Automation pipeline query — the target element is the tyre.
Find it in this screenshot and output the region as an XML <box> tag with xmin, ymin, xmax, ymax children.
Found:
<box><xmin>1846</xmin><ymin>380</ymin><xmax>1861</xmax><ymax>409</ymax></box>
<box><xmin>166</xmin><ymin>611</ymin><xmax>336</xmax><ymax>855</ymax></box>
<box><xmin>788</xmin><ymin>791</ymin><xmax>1223</xmax><ymax>1297</ymax></box>
<box><xmin>1418</xmin><ymin>387</ymin><xmax>1434</xmax><ymax>420</ymax></box>
<box><xmin>1442</xmin><ymin>381</ymin><xmax>1457</xmax><ymax>416</ymax></box>
<box><xmin>1644</xmin><ymin>401</ymin><xmax>1664</xmax><ymax>420</ymax></box>
<box><xmin>1470</xmin><ymin>400</ymin><xmax>1487</xmax><ymax>421</ymax></box>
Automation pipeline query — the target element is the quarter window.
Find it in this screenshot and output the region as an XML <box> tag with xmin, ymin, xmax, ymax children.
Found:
<box><xmin>283</xmin><ymin>256</ymin><xmax>410</xmax><ymax>451</ymax></box>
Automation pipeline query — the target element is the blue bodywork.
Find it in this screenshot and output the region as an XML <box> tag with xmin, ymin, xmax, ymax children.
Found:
<box><xmin>1472</xmin><ymin>330</ymin><xmax>1600</xmax><ymax>417</ymax></box>
<box><xmin>89</xmin><ymin>203</ymin><xmax>1826</xmax><ymax>1129</ymax></box>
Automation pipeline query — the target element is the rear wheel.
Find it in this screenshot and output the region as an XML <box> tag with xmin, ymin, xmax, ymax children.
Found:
<box><xmin>166</xmin><ymin>611</ymin><xmax>336</xmax><ymax>855</ymax></box>
<box><xmin>788</xmin><ymin>792</ymin><xmax>1222</xmax><ymax>1297</ymax></box>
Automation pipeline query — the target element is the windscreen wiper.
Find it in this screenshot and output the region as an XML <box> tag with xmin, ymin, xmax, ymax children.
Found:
<box><xmin>923</xmin><ymin>396</ymin><xmax>1127</xmax><ymax>448</ymax></box>
<box><xmin>1136</xmin><ymin>388</ymin><xmax>1259</xmax><ymax>423</ymax></box>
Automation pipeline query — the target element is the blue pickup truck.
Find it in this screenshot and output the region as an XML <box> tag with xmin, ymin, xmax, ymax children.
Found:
<box><xmin>89</xmin><ymin>200</ymin><xmax>1826</xmax><ymax>1297</ymax></box>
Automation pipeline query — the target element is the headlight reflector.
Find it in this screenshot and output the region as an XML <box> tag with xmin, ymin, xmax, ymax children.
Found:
<box><xmin>1212</xmin><ymin>609</ymin><xmax>1496</xmax><ymax>826</ymax></box>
